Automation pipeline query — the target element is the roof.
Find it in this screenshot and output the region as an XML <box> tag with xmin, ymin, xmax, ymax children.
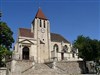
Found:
<box><xmin>35</xmin><ymin>8</ymin><xmax>47</xmax><ymax>20</ymax></box>
<box><xmin>19</xmin><ymin>28</ymin><xmax>34</xmax><ymax>38</ymax></box>
<box><xmin>19</xmin><ymin>28</ymin><xmax>70</xmax><ymax>43</ymax></box>
<box><xmin>51</xmin><ymin>33</ymin><xmax>70</xmax><ymax>43</ymax></box>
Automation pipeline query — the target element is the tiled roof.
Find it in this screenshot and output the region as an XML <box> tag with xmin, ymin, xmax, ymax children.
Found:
<box><xmin>19</xmin><ymin>28</ymin><xmax>70</xmax><ymax>43</ymax></box>
<box><xmin>51</xmin><ymin>33</ymin><xmax>70</xmax><ymax>43</ymax></box>
<box><xmin>19</xmin><ymin>28</ymin><xmax>34</xmax><ymax>38</ymax></box>
<box><xmin>35</xmin><ymin>8</ymin><xmax>47</xmax><ymax>20</ymax></box>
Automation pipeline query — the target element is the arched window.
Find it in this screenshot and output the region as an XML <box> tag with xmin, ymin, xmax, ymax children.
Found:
<box><xmin>53</xmin><ymin>44</ymin><xmax>59</xmax><ymax>52</ymax></box>
<box><xmin>63</xmin><ymin>45</ymin><xmax>68</xmax><ymax>52</ymax></box>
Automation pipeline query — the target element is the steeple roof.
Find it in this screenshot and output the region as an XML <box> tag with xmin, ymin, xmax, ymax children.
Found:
<box><xmin>35</xmin><ymin>8</ymin><xmax>47</xmax><ymax>20</ymax></box>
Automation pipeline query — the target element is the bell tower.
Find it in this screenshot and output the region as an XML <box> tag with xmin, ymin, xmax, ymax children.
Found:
<box><xmin>32</xmin><ymin>8</ymin><xmax>51</xmax><ymax>63</ymax></box>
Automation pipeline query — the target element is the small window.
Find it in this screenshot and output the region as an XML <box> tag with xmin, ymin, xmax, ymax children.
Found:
<box><xmin>40</xmin><ymin>19</ymin><xmax>42</xmax><ymax>27</ymax></box>
<box><xmin>44</xmin><ymin>20</ymin><xmax>45</xmax><ymax>28</ymax></box>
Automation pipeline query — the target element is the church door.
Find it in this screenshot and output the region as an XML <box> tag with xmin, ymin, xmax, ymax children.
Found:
<box><xmin>22</xmin><ymin>46</ymin><xmax>29</xmax><ymax>60</ymax></box>
<box><xmin>61</xmin><ymin>53</ymin><xmax>64</xmax><ymax>60</ymax></box>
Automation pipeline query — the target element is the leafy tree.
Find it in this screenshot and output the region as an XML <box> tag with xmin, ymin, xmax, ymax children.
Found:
<box><xmin>96</xmin><ymin>40</ymin><xmax>100</xmax><ymax>61</ymax></box>
<box><xmin>90</xmin><ymin>39</ymin><xmax>100</xmax><ymax>61</ymax></box>
<box><xmin>0</xmin><ymin>46</ymin><xmax>8</xmax><ymax>67</ymax></box>
<box><xmin>73</xmin><ymin>35</ymin><xmax>100</xmax><ymax>61</ymax></box>
<box><xmin>0</xmin><ymin>21</ymin><xmax>14</xmax><ymax>67</ymax></box>
<box><xmin>0</xmin><ymin>22</ymin><xmax>14</xmax><ymax>50</ymax></box>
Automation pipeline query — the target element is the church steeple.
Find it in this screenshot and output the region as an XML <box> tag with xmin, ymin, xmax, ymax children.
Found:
<box><xmin>35</xmin><ymin>8</ymin><xmax>47</xmax><ymax>20</ymax></box>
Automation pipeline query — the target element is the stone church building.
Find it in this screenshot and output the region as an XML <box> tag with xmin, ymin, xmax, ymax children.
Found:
<box><xmin>13</xmin><ymin>8</ymin><xmax>82</xmax><ymax>63</ymax></box>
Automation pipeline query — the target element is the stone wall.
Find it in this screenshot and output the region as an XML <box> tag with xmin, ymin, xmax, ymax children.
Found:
<box><xmin>0</xmin><ymin>67</ymin><xmax>7</xmax><ymax>75</ymax></box>
<box><xmin>56</xmin><ymin>61</ymin><xmax>86</xmax><ymax>74</ymax></box>
<box><xmin>86</xmin><ymin>61</ymin><xmax>96</xmax><ymax>73</ymax></box>
<box><xmin>46</xmin><ymin>61</ymin><xmax>86</xmax><ymax>74</ymax></box>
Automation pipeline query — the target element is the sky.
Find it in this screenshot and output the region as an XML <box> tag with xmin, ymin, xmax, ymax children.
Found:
<box><xmin>0</xmin><ymin>0</ymin><xmax>100</xmax><ymax>46</ymax></box>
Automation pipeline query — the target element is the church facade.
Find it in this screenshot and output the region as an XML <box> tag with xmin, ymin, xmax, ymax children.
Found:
<box><xmin>13</xmin><ymin>8</ymin><xmax>82</xmax><ymax>63</ymax></box>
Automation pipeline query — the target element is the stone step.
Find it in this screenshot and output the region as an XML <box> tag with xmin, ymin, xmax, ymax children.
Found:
<box><xmin>35</xmin><ymin>63</ymin><xmax>50</xmax><ymax>69</ymax></box>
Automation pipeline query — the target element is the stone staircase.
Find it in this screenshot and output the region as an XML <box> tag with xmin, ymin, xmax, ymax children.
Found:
<box><xmin>21</xmin><ymin>63</ymin><xmax>67</xmax><ymax>75</ymax></box>
<box><xmin>35</xmin><ymin>63</ymin><xmax>50</xmax><ymax>69</ymax></box>
<box><xmin>10</xmin><ymin>60</ymin><xmax>85</xmax><ymax>75</ymax></box>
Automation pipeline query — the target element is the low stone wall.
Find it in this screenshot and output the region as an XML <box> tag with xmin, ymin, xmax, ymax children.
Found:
<box><xmin>0</xmin><ymin>67</ymin><xmax>7</xmax><ymax>75</ymax></box>
<box><xmin>45</xmin><ymin>61</ymin><xmax>86</xmax><ymax>74</ymax></box>
<box><xmin>56</xmin><ymin>61</ymin><xmax>86</xmax><ymax>74</ymax></box>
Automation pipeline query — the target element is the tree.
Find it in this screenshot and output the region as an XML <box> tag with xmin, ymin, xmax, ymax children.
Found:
<box><xmin>0</xmin><ymin>21</ymin><xmax>14</xmax><ymax>67</ymax></box>
<box><xmin>0</xmin><ymin>46</ymin><xmax>7</xmax><ymax>67</ymax></box>
<box><xmin>0</xmin><ymin>22</ymin><xmax>14</xmax><ymax>50</ymax></box>
<box><xmin>73</xmin><ymin>35</ymin><xmax>100</xmax><ymax>61</ymax></box>
<box><xmin>90</xmin><ymin>40</ymin><xmax>100</xmax><ymax>61</ymax></box>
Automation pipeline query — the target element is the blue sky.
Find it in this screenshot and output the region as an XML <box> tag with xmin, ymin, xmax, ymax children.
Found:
<box><xmin>0</xmin><ymin>0</ymin><xmax>100</xmax><ymax>45</ymax></box>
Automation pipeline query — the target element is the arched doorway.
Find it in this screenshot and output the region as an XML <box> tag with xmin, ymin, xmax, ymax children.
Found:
<box><xmin>22</xmin><ymin>46</ymin><xmax>29</xmax><ymax>60</ymax></box>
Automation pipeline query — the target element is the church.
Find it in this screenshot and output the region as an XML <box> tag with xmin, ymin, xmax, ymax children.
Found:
<box><xmin>13</xmin><ymin>8</ymin><xmax>82</xmax><ymax>63</ymax></box>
